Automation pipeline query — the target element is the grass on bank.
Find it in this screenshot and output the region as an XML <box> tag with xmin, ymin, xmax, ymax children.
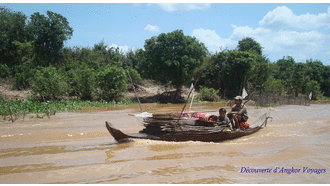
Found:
<box><xmin>0</xmin><ymin>96</ymin><xmax>138</xmax><ymax>121</ymax></box>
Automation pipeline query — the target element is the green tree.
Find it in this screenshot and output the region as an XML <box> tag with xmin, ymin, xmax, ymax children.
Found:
<box><xmin>273</xmin><ymin>56</ymin><xmax>296</xmax><ymax>95</ymax></box>
<box><xmin>247</xmin><ymin>54</ymin><xmax>272</xmax><ymax>93</ymax></box>
<box><xmin>0</xmin><ymin>7</ymin><xmax>27</xmax><ymax>66</ymax></box>
<box><xmin>93</xmin><ymin>40</ymin><xmax>107</xmax><ymax>54</ymax></box>
<box><xmin>221</xmin><ymin>50</ymin><xmax>256</xmax><ymax>97</ymax></box>
<box><xmin>142</xmin><ymin>29</ymin><xmax>208</xmax><ymax>97</ymax></box>
<box><xmin>12</xmin><ymin>40</ymin><xmax>34</xmax><ymax>64</ymax></box>
<box><xmin>199</xmin><ymin>38</ymin><xmax>271</xmax><ymax>98</ymax></box>
<box><xmin>237</xmin><ymin>37</ymin><xmax>263</xmax><ymax>56</ymax></box>
<box><xmin>197</xmin><ymin>54</ymin><xmax>223</xmax><ymax>90</ymax></box>
<box><xmin>124</xmin><ymin>50</ymin><xmax>144</xmax><ymax>69</ymax></box>
<box><xmin>274</xmin><ymin>56</ymin><xmax>295</xmax><ymax>78</ymax></box>
<box><xmin>27</xmin><ymin>11</ymin><xmax>73</xmax><ymax>66</ymax></box>
<box><xmin>291</xmin><ymin>63</ymin><xmax>307</xmax><ymax>97</ymax></box>
<box><xmin>263</xmin><ymin>76</ymin><xmax>285</xmax><ymax>96</ymax></box>
<box><xmin>305</xmin><ymin>59</ymin><xmax>324</xmax><ymax>84</ymax></box>
<box><xmin>321</xmin><ymin>65</ymin><xmax>330</xmax><ymax>97</ymax></box>
<box><xmin>303</xmin><ymin>59</ymin><xmax>330</xmax><ymax>97</ymax></box>
<box><xmin>61</xmin><ymin>43</ymin><xmax>127</xmax><ymax>74</ymax></box>
<box><xmin>198</xmin><ymin>49</ymin><xmax>262</xmax><ymax>98</ymax></box>
<box><xmin>10</xmin><ymin>41</ymin><xmax>36</xmax><ymax>89</ymax></box>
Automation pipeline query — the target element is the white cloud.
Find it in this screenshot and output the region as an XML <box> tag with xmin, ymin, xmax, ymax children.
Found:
<box><xmin>191</xmin><ymin>26</ymin><xmax>315</xmax><ymax>55</ymax></box>
<box><xmin>259</xmin><ymin>6</ymin><xmax>330</xmax><ymax>30</ymax></box>
<box><xmin>191</xmin><ymin>28</ymin><xmax>236</xmax><ymax>53</ymax></box>
<box><xmin>229</xmin><ymin>24</ymin><xmax>326</xmax><ymax>56</ymax></box>
<box><xmin>144</xmin><ymin>24</ymin><xmax>160</xmax><ymax>32</ymax></box>
<box><xmin>148</xmin><ymin>3</ymin><xmax>211</xmax><ymax>12</ymax></box>
<box><xmin>107</xmin><ymin>44</ymin><xmax>135</xmax><ymax>54</ymax></box>
<box><xmin>191</xmin><ymin>6</ymin><xmax>330</xmax><ymax>63</ymax></box>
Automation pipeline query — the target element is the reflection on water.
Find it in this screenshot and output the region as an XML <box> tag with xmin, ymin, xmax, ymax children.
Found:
<box><xmin>0</xmin><ymin>103</ymin><xmax>329</xmax><ymax>183</ymax></box>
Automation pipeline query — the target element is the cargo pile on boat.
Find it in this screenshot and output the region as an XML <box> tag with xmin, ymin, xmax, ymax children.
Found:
<box><xmin>139</xmin><ymin>112</ymin><xmax>221</xmax><ymax>135</ymax></box>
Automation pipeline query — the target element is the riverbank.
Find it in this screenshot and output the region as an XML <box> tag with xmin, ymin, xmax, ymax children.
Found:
<box><xmin>0</xmin><ymin>80</ymin><xmax>207</xmax><ymax>122</ymax></box>
<box><xmin>2</xmin><ymin>80</ymin><xmax>329</xmax><ymax>123</ymax></box>
<box><xmin>0</xmin><ymin>80</ymin><xmax>195</xmax><ymax>101</ymax></box>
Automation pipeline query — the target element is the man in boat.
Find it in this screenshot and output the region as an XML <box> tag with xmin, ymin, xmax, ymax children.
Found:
<box><xmin>218</xmin><ymin>108</ymin><xmax>233</xmax><ymax>131</ymax></box>
<box><xmin>227</xmin><ymin>96</ymin><xmax>248</xmax><ymax>130</ymax></box>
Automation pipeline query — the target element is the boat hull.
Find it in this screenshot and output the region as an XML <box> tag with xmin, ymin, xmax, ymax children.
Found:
<box><xmin>106</xmin><ymin>121</ymin><xmax>263</xmax><ymax>143</ymax></box>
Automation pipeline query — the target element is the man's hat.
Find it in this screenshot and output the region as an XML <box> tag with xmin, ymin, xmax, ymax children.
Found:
<box><xmin>234</xmin><ymin>96</ymin><xmax>243</xmax><ymax>100</ymax></box>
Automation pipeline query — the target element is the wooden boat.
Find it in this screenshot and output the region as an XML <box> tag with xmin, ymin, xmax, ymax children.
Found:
<box><xmin>106</xmin><ymin>112</ymin><xmax>272</xmax><ymax>143</ymax></box>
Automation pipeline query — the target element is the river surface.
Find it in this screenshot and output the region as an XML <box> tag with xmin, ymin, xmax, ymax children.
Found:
<box><xmin>0</xmin><ymin>103</ymin><xmax>329</xmax><ymax>184</ymax></box>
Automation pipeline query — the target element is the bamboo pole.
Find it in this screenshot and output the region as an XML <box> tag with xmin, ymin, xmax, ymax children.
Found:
<box><xmin>189</xmin><ymin>93</ymin><xmax>195</xmax><ymax>111</ymax></box>
<box><xmin>179</xmin><ymin>78</ymin><xmax>200</xmax><ymax>118</ymax></box>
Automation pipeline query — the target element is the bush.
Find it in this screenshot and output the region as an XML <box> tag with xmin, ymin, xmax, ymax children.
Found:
<box><xmin>67</xmin><ymin>66</ymin><xmax>96</xmax><ymax>100</ymax></box>
<box><xmin>197</xmin><ymin>86</ymin><xmax>220</xmax><ymax>101</ymax></box>
<box><xmin>66</xmin><ymin>67</ymin><xmax>80</xmax><ymax>96</ymax></box>
<box><xmin>78</xmin><ymin>67</ymin><xmax>96</xmax><ymax>100</ymax></box>
<box><xmin>13</xmin><ymin>62</ymin><xmax>35</xmax><ymax>90</ymax></box>
<box><xmin>97</xmin><ymin>65</ymin><xmax>128</xmax><ymax>101</ymax></box>
<box><xmin>14</xmin><ymin>72</ymin><xmax>30</xmax><ymax>90</ymax></box>
<box><xmin>0</xmin><ymin>64</ymin><xmax>11</xmax><ymax>78</ymax></box>
<box><xmin>32</xmin><ymin>66</ymin><xmax>69</xmax><ymax>101</ymax></box>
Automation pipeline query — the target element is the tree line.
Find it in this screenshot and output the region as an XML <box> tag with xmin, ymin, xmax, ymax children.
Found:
<box><xmin>197</xmin><ymin>39</ymin><xmax>330</xmax><ymax>100</ymax></box>
<box><xmin>1</xmin><ymin>7</ymin><xmax>329</xmax><ymax>103</ymax></box>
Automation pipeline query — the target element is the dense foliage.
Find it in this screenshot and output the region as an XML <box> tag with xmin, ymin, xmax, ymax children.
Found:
<box><xmin>97</xmin><ymin>65</ymin><xmax>128</xmax><ymax>101</ymax></box>
<box><xmin>32</xmin><ymin>66</ymin><xmax>69</xmax><ymax>101</ymax></box>
<box><xmin>0</xmin><ymin>7</ymin><xmax>27</xmax><ymax>67</ymax></box>
<box><xmin>197</xmin><ymin>37</ymin><xmax>329</xmax><ymax>99</ymax></box>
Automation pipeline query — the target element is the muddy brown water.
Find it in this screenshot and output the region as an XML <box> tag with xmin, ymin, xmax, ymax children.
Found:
<box><xmin>0</xmin><ymin>103</ymin><xmax>329</xmax><ymax>184</ymax></box>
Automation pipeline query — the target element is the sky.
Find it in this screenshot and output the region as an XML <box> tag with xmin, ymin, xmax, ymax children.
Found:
<box><xmin>1</xmin><ymin>3</ymin><xmax>330</xmax><ymax>66</ymax></box>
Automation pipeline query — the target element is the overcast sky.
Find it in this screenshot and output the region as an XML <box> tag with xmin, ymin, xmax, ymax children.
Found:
<box><xmin>1</xmin><ymin>3</ymin><xmax>330</xmax><ymax>65</ymax></box>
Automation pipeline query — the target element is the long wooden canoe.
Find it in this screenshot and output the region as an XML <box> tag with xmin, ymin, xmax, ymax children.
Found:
<box><xmin>106</xmin><ymin>112</ymin><xmax>271</xmax><ymax>143</ymax></box>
